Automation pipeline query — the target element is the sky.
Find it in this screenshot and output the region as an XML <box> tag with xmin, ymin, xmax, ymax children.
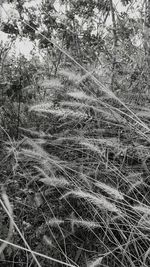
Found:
<box><xmin>0</xmin><ymin>0</ymin><xmax>142</xmax><ymax>58</ymax></box>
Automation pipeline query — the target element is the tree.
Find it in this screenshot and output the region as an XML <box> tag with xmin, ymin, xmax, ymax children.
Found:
<box><xmin>0</xmin><ymin>1</ymin><xmax>131</xmax><ymax>66</ymax></box>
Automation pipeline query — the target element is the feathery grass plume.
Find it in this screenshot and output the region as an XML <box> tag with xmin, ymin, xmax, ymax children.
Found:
<box><xmin>41</xmin><ymin>78</ymin><xmax>63</xmax><ymax>89</ymax></box>
<box><xmin>60</xmin><ymin>102</ymin><xmax>121</xmax><ymax>125</ymax></box>
<box><xmin>19</xmin><ymin>127</ymin><xmax>44</xmax><ymax>137</ymax></box>
<box><xmin>94</xmin><ymin>182</ymin><xmax>124</xmax><ymax>200</ymax></box>
<box><xmin>47</xmin><ymin>218</ymin><xmax>64</xmax><ymax>226</ymax></box>
<box><xmin>30</xmin><ymin>106</ymin><xmax>87</xmax><ymax>119</ymax></box>
<box><xmin>34</xmin><ymin>165</ymin><xmax>55</xmax><ymax>178</ymax></box>
<box><xmin>87</xmin><ymin>256</ymin><xmax>103</xmax><ymax>267</ymax></box>
<box><xmin>67</xmin><ymin>90</ymin><xmax>97</xmax><ymax>102</ymax></box>
<box><xmin>80</xmin><ymin>138</ymin><xmax>120</xmax><ymax>154</ymax></box>
<box><xmin>19</xmin><ymin>127</ymin><xmax>52</xmax><ymax>140</ymax></box>
<box><xmin>80</xmin><ymin>141</ymin><xmax>102</xmax><ymax>154</ymax></box>
<box><xmin>59</xmin><ymin>69</ymin><xmax>82</xmax><ymax>84</ymax></box>
<box><xmin>29</xmin><ymin>102</ymin><xmax>53</xmax><ymax>112</ymax></box>
<box><xmin>34</xmin><ymin>164</ymin><xmax>68</xmax><ymax>187</ymax></box>
<box><xmin>132</xmin><ymin>205</ymin><xmax>150</xmax><ymax>215</ymax></box>
<box><xmin>18</xmin><ymin>139</ymin><xmax>66</xmax><ymax>175</ymax></box>
<box><xmin>20</xmin><ymin>138</ymin><xmax>50</xmax><ymax>159</ymax></box>
<box><xmin>61</xmin><ymin>190</ymin><xmax>122</xmax><ymax>214</ymax></box>
<box><xmin>50</xmin><ymin>136</ymin><xmax>79</xmax><ymax>145</ymax></box>
<box><xmin>67</xmin><ymin>218</ymin><xmax>101</xmax><ymax>230</ymax></box>
<box><xmin>32</xmin><ymin>138</ymin><xmax>47</xmax><ymax>145</ymax></box>
<box><xmin>18</xmin><ymin>140</ymin><xmax>48</xmax><ymax>162</ymax></box>
<box><xmin>43</xmin><ymin>235</ymin><xmax>54</xmax><ymax>247</ymax></box>
<box><xmin>19</xmin><ymin>148</ymin><xmax>46</xmax><ymax>163</ymax></box>
<box><xmin>34</xmin><ymin>192</ymin><xmax>43</xmax><ymax>208</ymax></box>
<box><xmin>40</xmin><ymin>176</ymin><xmax>69</xmax><ymax>187</ymax></box>
<box><xmin>60</xmin><ymin>101</ymin><xmax>112</xmax><ymax>117</ymax></box>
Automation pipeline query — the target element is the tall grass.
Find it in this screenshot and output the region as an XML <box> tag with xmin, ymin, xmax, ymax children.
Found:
<box><xmin>1</xmin><ymin>18</ymin><xmax>150</xmax><ymax>266</ymax></box>
<box><xmin>1</xmin><ymin>67</ymin><xmax>149</xmax><ymax>267</ymax></box>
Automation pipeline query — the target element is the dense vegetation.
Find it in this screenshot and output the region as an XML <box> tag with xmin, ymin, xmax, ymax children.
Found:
<box><xmin>1</xmin><ymin>0</ymin><xmax>150</xmax><ymax>266</ymax></box>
